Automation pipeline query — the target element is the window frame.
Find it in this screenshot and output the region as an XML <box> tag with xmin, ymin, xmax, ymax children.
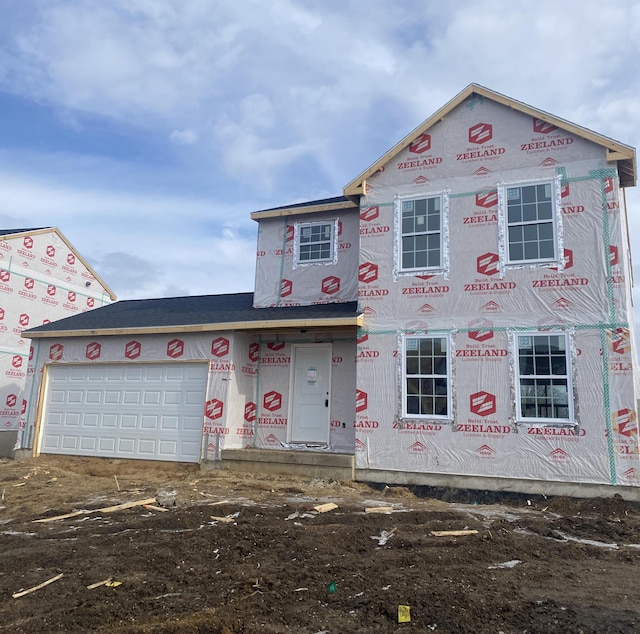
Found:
<box><xmin>401</xmin><ymin>334</ymin><xmax>452</xmax><ymax>420</ymax></box>
<box><xmin>501</xmin><ymin>179</ymin><xmax>560</xmax><ymax>266</ymax></box>
<box><xmin>514</xmin><ymin>331</ymin><xmax>575</xmax><ymax>425</ymax></box>
<box><xmin>293</xmin><ymin>219</ymin><xmax>338</xmax><ymax>267</ymax></box>
<box><xmin>396</xmin><ymin>192</ymin><xmax>446</xmax><ymax>275</ymax></box>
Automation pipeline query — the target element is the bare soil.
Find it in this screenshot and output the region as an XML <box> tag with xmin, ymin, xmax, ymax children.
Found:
<box><xmin>1</xmin><ymin>456</ymin><xmax>639</xmax><ymax>633</ymax></box>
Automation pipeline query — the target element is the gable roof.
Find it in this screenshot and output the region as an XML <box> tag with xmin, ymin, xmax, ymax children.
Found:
<box><xmin>344</xmin><ymin>83</ymin><xmax>637</xmax><ymax>197</ymax></box>
<box><xmin>0</xmin><ymin>227</ymin><xmax>117</xmax><ymax>301</ymax></box>
<box><xmin>23</xmin><ymin>292</ymin><xmax>362</xmax><ymax>338</ymax></box>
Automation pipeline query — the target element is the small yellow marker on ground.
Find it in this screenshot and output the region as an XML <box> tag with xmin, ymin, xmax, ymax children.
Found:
<box><xmin>398</xmin><ymin>604</ymin><xmax>411</xmax><ymax>623</ymax></box>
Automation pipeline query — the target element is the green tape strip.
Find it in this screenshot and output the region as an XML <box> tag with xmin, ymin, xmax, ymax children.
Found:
<box><xmin>599</xmin><ymin>327</ymin><xmax>617</xmax><ymax>485</ymax></box>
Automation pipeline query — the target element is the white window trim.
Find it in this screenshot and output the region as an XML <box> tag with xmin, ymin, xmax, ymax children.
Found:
<box><xmin>513</xmin><ymin>331</ymin><xmax>575</xmax><ymax>425</ymax></box>
<box><xmin>498</xmin><ymin>176</ymin><xmax>564</xmax><ymax>271</ymax></box>
<box><xmin>401</xmin><ymin>333</ymin><xmax>452</xmax><ymax>420</ymax></box>
<box><xmin>293</xmin><ymin>219</ymin><xmax>339</xmax><ymax>268</ymax></box>
<box><xmin>394</xmin><ymin>191</ymin><xmax>449</xmax><ymax>279</ymax></box>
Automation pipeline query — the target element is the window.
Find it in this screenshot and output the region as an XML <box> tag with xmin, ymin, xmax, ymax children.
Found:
<box><xmin>295</xmin><ymin>221</ymin><xmax>335</xmax><ymax>265</ymax></box>
<box><xmin>399</xmin><ymin>196</ymin><xmax>442</xmax><ymax>271</ymax></box>
<box><xmin>403</xmin><ymin>336</ymin><xmax>450</xmax><ymax>418</ymax></box>
<box><xmin>505</xmin><ymin>182</ymin><xmax>557</xmax><ymax>263</ymax></box>
<box><xmin>516</xmin><ymin>333</ymin><xmax>572</xmax><ymax>422</ymax></box>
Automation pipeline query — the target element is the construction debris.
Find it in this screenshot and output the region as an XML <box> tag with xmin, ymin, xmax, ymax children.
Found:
<box><xmin>34</xmin><ymin>497</ymin><xmax>157</xmax><ymax>523</ymax></box>
<box><xmin>13</xmin><ymin>573</ymin><xmax>64</xmax><ymax>598</ymax></box>
<box><xmin>430</xmin><ymin>529</ymin><xmax>478</xmax><ymax>537</ymax></box>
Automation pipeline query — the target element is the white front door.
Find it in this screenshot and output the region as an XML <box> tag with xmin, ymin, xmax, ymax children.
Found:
<box><xmin>289</xmin><ymin>344</ymin><xmax>331</xmax><ymax>444</ymax></box>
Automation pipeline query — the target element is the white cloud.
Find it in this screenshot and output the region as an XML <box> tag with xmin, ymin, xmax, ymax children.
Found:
<box><xmin>169</xmin><ymin>129</ymin><xmax>199</xmax><ymax>145</ymax></box>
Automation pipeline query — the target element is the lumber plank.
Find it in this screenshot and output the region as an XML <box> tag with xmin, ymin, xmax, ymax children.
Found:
<box><xmin>430</xmin><ymin>529</ymin><xmax>479</xmax><ymax>537</ymax></box>
<box><xmin>13</xmin><ymin>573</ymin><xmax>64</xmax><ymax>598</ymax></box>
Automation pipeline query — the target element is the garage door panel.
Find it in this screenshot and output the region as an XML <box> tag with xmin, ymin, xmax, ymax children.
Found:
<box><xmin>41</xmin><ymin>363</ymin><xmax>207</xmax><ymax>463</ymax></box>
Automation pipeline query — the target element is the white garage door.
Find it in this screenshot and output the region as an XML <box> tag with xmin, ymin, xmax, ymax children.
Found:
<box><xmin>39</xmin><ymin>363</ymin><xmax>208</xmax><ymax>463</ymax></box>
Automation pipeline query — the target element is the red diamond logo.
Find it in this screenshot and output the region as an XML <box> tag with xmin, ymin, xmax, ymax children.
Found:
<box><xmin>86</xmin><ymin>342</ymin><xmax>102</xmax><ymax>360</ymax></box>
<box><xmin>321</xmin><ymin>275</ymin><xmax>340</xmax><ymax>295</ymax></box>
<box><xmin>205</xmin><ymin>399</ymin><xmax>224</xmax><ymax>420</ymax></box>
<box><xmin>609</xmin><ymin>245</ymin><xmax>619</xmax><ymax>267</ymax></box>
<box><xmin>468</xmin><ymin>123</ymin><xmax>492</xmax><ymax>144</ymax></box>
<box><xmin>167</xmin><ymin>338</ymin><xmax>184</xmax><ymax>358</ymax></box>
<box><xmin>280</xmin><ymin>278</ymin><xmax>293</xmax><ymax>298</ymax></box>
<box><xmin>124</xmin><ymin>341</ymin><xmax>141</xmax><ymax>359</ymax></box>
<box><xmin>67</xmin><ymin>253</ymin><xmax>76</xmax><ymax>265</ymax></box>
<box><xmin>24</xmin><ymin>278</ymin><xmax>34</xmax><ymax>290</ymax></box>
<box><xmin>470</xmin><ymin>391</ymin><xmax>497</xmax><ymax>416</ymax></box>
<box><xmin>358</xmin><ymin>262</ymin><xmax>378</xmax><ymax>284</ymax></box>
<box><xmin>476</xmin><ymin>252</ymin><xmax>499</xmax><ymax>276</ymax></box>
<box><xmin>356</xmin><ymin>389</ymin><xmax>368</xmax><ymax>413</ymax></box>
<box><xmin>6</xmin><ymin>394</ymin><xmax>17</xmax><ymax>408</ymax></box>
<box><xmin>46</xmin><ymin>245</ymin><xmax>55</xmax><ymax>258</ymax></box>
<box><xmin>468</xmin><ymin>318</ymin><xmax>494</xmax><ymax>342</ymax></box>
<box><xmin>244</xmin><ymin>402</ymin><xmax>257</xmax><ymax>422</ymax></box>
<box><xmin>360</xmin><ymin>206</ymin><xmax>379</xmax><ymax>222</ymax></box>
<box><xmin>47</xmin><ymin>285</ymin><xmax>56</xmax><ymax>296</ymax></box>
<box><xmin>211</xmin><ymin>337</ymin><xmax>230</xmax><ymax>357</ymax></box>
<box><xmin>248</xmin><ymin>342</ymin><xmax>259</xmax><ymax>362</ymax></box>
<box><xmin>409</xmin><ymin>133</ymin><xmax>432</xmax><ymax>154</ymax></box>
<box><xmin>533</xmin><ymin>118</ymin><xmax>558</xmax><ymax>134</ymax></box>
<box><xmin>23</xmin><ymin>236</ymin><xmax>33</xmax><ymax>249</ymax></box>
<box><xmin>475</xmin><ymin>190</ymin><xmax>498</xmax><ymax>208</ymax></box>
<box><xmin>263</xmin><ymin>390</ymin><xmax>282</xmax><ymax>412</ymax></box>
<box><xmin>19</xmin><ymin>313</ymin><xmax>29</xmax><ymax>327</ymax></box>
<box><xmin>49</xmin><ymin>345</ymin><xmax>63</xmax><ymax>361</ymax></box>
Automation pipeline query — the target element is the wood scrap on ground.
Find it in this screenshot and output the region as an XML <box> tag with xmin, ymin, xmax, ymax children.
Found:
<box><xmin>13</xmin><ymin>573</ymin><xmax>64</xmax><ymax>598</ymax></box>
<box><xmin>34</xmin><ymin>497</ymin><xmax>157</xmax><ymax>523</ymax></box>
<box><xmin>365</xmin><ymin>506</ymin><xmax>394</xmax><ymax>513</ymax></box>
<box><xmin>313</xmin><ymin>502</ymin><xmax>338</xmax><ymax>513</ymax></box>
<box><xmin>430</xmin><ymin>529</ymin><xmax>479</xmax><ymax>537</ymax></box>
<box><xmin>87</xmin><ymin>578</ymin><xmax>112</xmax><ymax>590</ymax></box>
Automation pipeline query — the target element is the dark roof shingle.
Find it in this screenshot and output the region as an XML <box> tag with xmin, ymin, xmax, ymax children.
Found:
<box><xmin>24</xmin><ymin>292</ymin><xmax>360</xmax><ymax>335</ymax></box>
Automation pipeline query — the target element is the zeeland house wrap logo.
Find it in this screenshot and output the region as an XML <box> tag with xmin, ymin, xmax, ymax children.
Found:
<box><xmin>396</xmin><ymin>133</ymin><xmax>443</xmax><ymax>173</ymax></box>
<box><xmin>18</xmin><ymin>236</ymin><xmax>35</xmax><ymax>260</ymax></box>
<box><xmin>457</xmin><ymin>391</ymin><xmax>511</xmax><ymax>437</ymax></box>
<box><xmin>19</xmin><ymin>277</ymin><xmax>36</xmax><ymax>301</ymax></box>
<box><xmin>0</xmin><ymin>393</ymin><xmax>19</xmax><ymax>417</ymax></box>
<box><xmin>463</xmin><ymin>253</ymin><xmax>515</xmax><ymax>296</ymax></box>
<box><xmin>559</xmin><ymin>183</ymin><xmax>586</xmax><ymax>218</ymax></box>
<box><xmin>203</xmin><ymin>399</ymin><xmax>229</xmax><ymax>436</ymax></box>
<box><xmin>211</xmin><ymin>337</ymin><xmax>236</xmax><ymax>372</ymax></box>
<box><xmin>42</xmin><ymin>284</ymin><xmax>59</xmax><ymax>306</ymax></box>
<box><xmin>63</xmin><ymin>291</ymin><xmax>79</xmax><ymax>312</ymax></box>
<box><xmin>393</xmin><ymin>419</ymin><xmax>444</xmax><ymax>436</ymax></box>
<box><xmin>273</xmin><ymin>224</ymin><xmax>295</xmax><ymax>258</ymax></box>
<box><xmin>463</xmin><ymin>190</ymin><xmax>498</xmax><ymax>226</ymax></box>
<box><xmin>533</xmin><ymin>249</ymin><xmax>589</xmax><ymax>292</ymax></box>
<box><xmin>525</xmin><ymin>424</ymin><xmax>586</xmax><ymax>442</ymax></box>
<box><xmin>457</xmin><ymin>123</ymin><xmax>506</xmax><ymax>163</ymax></box>
<box><xmin>457</xmin><ymin>318</ymin><xmax>507</xmax><ymax>362</ymax></box>
<box><xmin>401</xmin><ymin>274</ymin><xmax>449</xmax><ymax>299</ymax></box>
<box><xmin>5</xmin><ymin>355</ymin><xmax>26</xmax><ymax>378</ymax></box>
<box><xmin>360</xmin><ymin>206</ymin><xmax>391</xmax><ymax>239</ymax></box>
<box><xmin>608</xmin><ymin>328</ymin><xmax>633</xmax><ymax>375</ymax></box>
<box><xmin>521</xmin><ymin>117</ymin><xmax>574</xmax><ymax>155</ymax></box>
<box><xmin>354</xmin><ymin>389</ymin><xmax>379</xmax><ymax>432</ymax></box>
<box><xmin>0</xmin><ymin>270</ymin><xmax>13</xmax><ymax>294</ymax></box>
<box><xmin>258</xmin><ymin>390</ymin><xmax>287</xmax><ymax>427</ymax></box>
<box><xmin>611</xmin><ymin>408</ymin><xmax>640</xmax><ymax>457</ymax></box>
<box><xmin>608</xmin><ymin>245</ymin><xmax>625</xmax><ymax>288</ymax></box>
<box><xmin>356</xmin><ymin>332</ymin><xmax>381</xmax><ymax>363</ymax></box>
<box><xmin>358</xmin><ymin>262</ymin><xmax>388</xmax><ymax>299</ymax></box>
<box><xmin>41</xmin><ymin>245</ymin><xmax>57</xmax><ymax>268</ymax></box>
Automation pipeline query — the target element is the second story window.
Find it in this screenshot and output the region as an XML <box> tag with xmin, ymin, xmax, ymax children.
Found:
<box><xmin>399</xmin><ymin>195</ymin><xmax>443</xmax><ymax>272</ymax></box>
<box><xmin>504</xmin><ymin>181</ymin><xmax>558</xmax><ymax>264</ymax></box>
<box><xmin>294</xmin><ymin>220</ymin><xmax>337</xmax><ymax>266</ymax></box>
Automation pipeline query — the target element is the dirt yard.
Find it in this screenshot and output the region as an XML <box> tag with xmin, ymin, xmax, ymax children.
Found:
<box><xmin>0</xmin><ymin>456</ymin><xmax>639</xmax><ymax>633</ymax></box>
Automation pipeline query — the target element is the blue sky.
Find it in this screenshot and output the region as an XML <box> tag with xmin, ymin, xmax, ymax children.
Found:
<box><xmin>1</xmin><ymin>0</ymin><xmax>640</xmax><ymax>306</ymax></box>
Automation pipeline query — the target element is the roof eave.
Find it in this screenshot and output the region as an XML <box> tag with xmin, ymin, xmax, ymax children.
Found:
<box><xmin>24</xmin><ymin>315</ymin><xmax>364</xmax><ymax>339</ymax></box>
<box><xmin>250</xmin><ymin>200</ymin><xmax>358</xmax><ymax>221</ymax></box>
